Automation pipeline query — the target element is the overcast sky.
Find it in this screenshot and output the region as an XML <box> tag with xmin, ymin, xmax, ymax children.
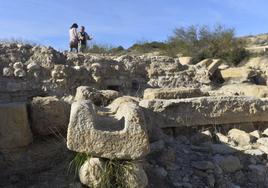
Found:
<box><xmin>0</xmin><ymin>0</ymin><xmax>267</xmax><ymax>50</ymax></box>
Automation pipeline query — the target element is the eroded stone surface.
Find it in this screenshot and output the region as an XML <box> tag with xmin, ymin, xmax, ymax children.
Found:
<box><xmin>139</xmin><ymin>96</ymin><xmax>268</xmax><ymax>128</ymax></box>
<box><xmin>30</xmin><ymin>96</ymin><xmax>70</xmax><ymax>135</ymax></box>
<box><xmin>67</xmin><ymin>100</ymin><xmax>150</xmax><ymax>160</ymax></box>
<box><xmin>143</xmin><ymin>87</ymin><xmax>207</xmax><ymax>100</ymax></box>
<box><xmin>79</xmin><ymin>158</ymin><xmax>148</xmax><ymax>188</ymax></box>
<box><xmin>0</xmin><ymin>103</ymin><xmax>33</xmax><ymax>149</ymax></box>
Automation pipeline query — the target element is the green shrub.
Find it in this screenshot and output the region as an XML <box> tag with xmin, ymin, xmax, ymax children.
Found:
<box><xmin>166</xmin><ymin>25</ymin><xmax>249</xmax><ymax>65</ymax></box>
<box><xmin>128</xmin><ymin>41</ymin><xmax>167</xmax><ymax>54</ymax></box>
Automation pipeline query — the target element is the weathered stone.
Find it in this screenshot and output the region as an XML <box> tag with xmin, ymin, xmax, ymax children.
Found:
<box><xmin>13</xmin><ymin>62</ymin><xmax>23</xmax><ymax>69</ymax></box>
<box><xmin>79</xmin><ymin>158</ymin><xmax>104</xmax><ymax>188</ymax></box>
<box><xmin>211</xmin><ymin>144</ymin><xmax>237</xmax><ymax>154</ymax></box>
<box><xmin>258</xmin><ymin>145</ymin><xmax>268</xmax><ymax>154</ymax></box>
<box><xmin>250</xmin><ymin>130</ymin><xmax>262</xmax><ymax>139</ymax></box>
<box><xmin>207</xmin><ymin>59</ymin><xmax>222</xmax><ymax>75</ymax></box>
<box><xmin>213</xmin><ymin>83</ymin><xmax>268</xmax><ymax>98</ymax></box>
<box><xmin>228</xmin><ymin>129</ymin><xmax>253</xmax><ymax>146</ymax></box>
<box><xmin>0</xmin><ymin>103</ymin><xmax>33</xmax><ymax>149</ymax></box>
<box><xmin>213</xmin><ymin>155</ymin><xmax>242</xmax><ymax>173</ymax></box>
<box><xmin>262</xmin><ymin>128</ymin><xmax>268</xmax><ymax>137</ymax></box>
<box><xmin>191</xmin><ymin>161</ymin><xmax>215</xmax><ymax>170</ymax></box>
<box><xmin>75</xmin><ymin>86</ymin><xmax>120</xmax><ymax>106</ymax></box>
<box><xmin>74</xmin><ymin>86</ymin><xmax>101</xmax><ymax>102</ymax></box>
<box><xmin>79</xmin><ymin>158</ymin><xmax>148</xmax><ymax>188</ymax></box>
<box><xmin>139</xmin><ymin>96</ymin><xmax>268</xmax><ymax>128</ymax></box>
<box><xmin>245</xmin><ymin>149</ymin><xmax>265</xmax><ymax>156</ymax></box>
<box><xmin>67</xmin><ymin>100</ymin><xmax>149</xmax><ymax>160</ymax></box>
<box><xmin>31</xmin><ymin>96</ymin><xmax>70</xmax><ymax>135</ymax></box>
<box><xmin>14</xmin><ymin>68</ymin><xmax>26</xmax><ymax>77</ymax></box>
<box><xmin>99</xmin><ymin>90</ymin><xmax>120</xmax><ymax>105</ymax></box>
<box><xmin>196</xmin><ymin>58</ymin><xmax>213</xmax><ymax>67</ymax></box>
<box><xmin>257</xmin><ymin>137</ymin><xmax>268</xmax><ymax>146</ymax></box>
<box><xmin>220</xmin><ymin>67</ymin><xmax>256</xmax><ymax>83</ymax></box>
<box><xmin>178</xmin><ymin>56</ymin><xmax>193</xmax><ymax>65</ymax></box>
<box><xmin>143</xmin><ymin>87</ymin><xmax>207</xmax><ymax>100</ymax></box>
<box><xmin>2</xmin><ymin>67</ymin><xmax>13</xmax><ymax>77</ymax></box>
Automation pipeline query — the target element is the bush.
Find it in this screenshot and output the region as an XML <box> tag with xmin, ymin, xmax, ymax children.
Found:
<box><xmin>128</xmin><ymin>41</ymin><xmax>167</xmax><ymax>54</ymax></box>
<box><xmin>166</xmin><ymin>25</ymin><xmax>249</xmax><ymax>65</ymax></box>
<box><xmin>86</xmin><ymin>44</ymin><xmax>126</xmax><ymax>55</ymax></box>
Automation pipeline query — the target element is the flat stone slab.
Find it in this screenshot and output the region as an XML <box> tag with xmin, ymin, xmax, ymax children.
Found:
<box><xmin>67</xmin><ymin>100</ymin><xmax>149</xmax><ymax>160</ymax></box>
<box><xmin>0</xmin><ymin>103</ymin><xmax>33</xmax><ymax>149</ymax></box>
<box><xmin>143</xmin><ymin>87</ymin><xmax>207</xmax><ymax>100</ymax></box>
<box><xmin>139</xmin><ymin>96</ymin><xmax>268</xmax><ymax>128</ymax></box>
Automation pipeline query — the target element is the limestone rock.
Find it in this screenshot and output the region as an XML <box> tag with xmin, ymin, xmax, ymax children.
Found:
<box><xmin>213</xmin><ymin>83</ymin><xmax>268</xmax><ymax>98</ymax></box>
<box><xmin>0</xmin><ymin>103</ymin><xmax>33</xmax><ymax>149</ymax></box>
<box><xmin>220</xmin><ymin>67</ymin><xmax>256</xmax><ymax>83</ymax></box>
<box><xmin>262</xmin><ymin>128</ymin><xmax>268</xmax><ymax>137</ymax></box>
<box><xmin>139</xmin><ymin>96</ymin><xmax>268</xmax><ymax>128</ymax></box>
<box><xmin>30</xmin><ymin>96</ymin><xmax>70</xmax><ymax>135</ymax></box>
<box><xmin>67</xmin><ymin>100</ymin><xmax>149</xmax><ymax>160</ymax></box>
<box><xmin>2</xmin><ymin>67</ymin><xmax>13</xmax><ymax>77</ymax></box>
<box><xmin>257</xmin><ymin>137</ymin><xmax>268</xmax><ymax>146</ymax></box>
<box><xmin>178</xmin><ymin>56</ymin><xmax>193</xmax><ymax>65</ymax></box>
<box><xmin>196</xmin><ymin>59</ymin><xmax>213</xmax><ymax>67</ymax></box>
<box><xmin>250</xmin><ymin>130</ymin><xmax>261</xmax><ymax>139</ymax></box>
<box><xmin>207</xmin><ymin>59</ymin><xmax>222</xmax><ymax>75</ymax></box>
<box><xmin>14</xmin><ymin>68</ymin><xmax>26</xmax><ymax>77</ymax></box>
<box><xmin>191</xmin><ymin>161</ymin><xmax>215</xmax><ymax>170</ymax></box>
<box><xmin>79</xmin><ymin>158</ymin><xmax>104</xmax><ymax>188</ymax></box>
<box><xmin>143</xmin><ymin>87</ymin><xmax>207</xmax><ymax>100</ymax></box>
<box><xmin>228</xmin><ymin>129</ymin><xmax>253</xmax><ymax>146</ymax></box>
<box><xmin>213</xmin><ymin>155</ymin><xmax>242</xmax><ymax>173</ymax></box>
<box><xmin>75</xmin><ymin>86</ymin><xmax>120</xmax><ymax>106</ymax></box>
<box><xmin>79</xmin><ymin>158</ymin><xmax>148</xmax><ymax>188</ymax></box>
<box><xmin>74</xmin><ymin>86</ymin><xmax>101</xmax><ymax>102</ymax></box>
<box><xmin>13</xmin><ymin>62</ymin><xmax>23</xmax><ymax>69</ymax></box>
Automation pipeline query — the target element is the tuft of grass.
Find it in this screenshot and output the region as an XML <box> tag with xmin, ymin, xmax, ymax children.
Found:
<box><xmin>68</xmin><ymin>152</ymin><xmax>90</xmax><ymax>177</ymax></box>
<box><xmin>98</xmin><ymin>159</ymin><xmax>136</xmax><ymax>188</ymax></box>
<box><xmin>68</xmin><ymin>152</ymin><xmax>138</xmax><ymax>188</ymax></box>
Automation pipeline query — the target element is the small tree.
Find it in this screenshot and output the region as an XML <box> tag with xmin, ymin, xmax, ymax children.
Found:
<box><xmin>166</xmin><ymin>25</ymin><xmax>248</xmax><ymax>65</ymax></box>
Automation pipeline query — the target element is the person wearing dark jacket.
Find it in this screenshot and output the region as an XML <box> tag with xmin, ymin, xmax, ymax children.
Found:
<box><xmin>78</xmin><ymin>26</ymin><xmax>92</xmax><ymax>53</ymax></box>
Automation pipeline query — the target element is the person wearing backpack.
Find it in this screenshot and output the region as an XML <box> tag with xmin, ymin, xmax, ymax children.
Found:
<box><xmin>69</xmin><ymin>23</ymin><xmax>79</xmax><ymax>52</ymax></box>
<box><xmin>78</xmin><ymin>26</ymin><xmax>92</xmax><ymax>53</ymax></box>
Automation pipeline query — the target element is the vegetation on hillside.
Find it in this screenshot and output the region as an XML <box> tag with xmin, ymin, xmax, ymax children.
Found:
<box><xmin>127</xmin><ymin>25</ymin><xmax>249</xmax><ymax>65</ymax></box>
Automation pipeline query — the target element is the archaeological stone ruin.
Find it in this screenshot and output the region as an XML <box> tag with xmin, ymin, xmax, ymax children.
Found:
<box><xmin>1</xmin><ymin>42</ymin><xmax>268</xmax><ymax>187</ymax></box>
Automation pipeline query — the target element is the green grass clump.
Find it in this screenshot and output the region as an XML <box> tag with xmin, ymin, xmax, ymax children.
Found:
<box><xmin>68</xmin><ymin>152</ymin><xmax>89</xmax><ymax>177</ymax></box>
<box><xmin>68</xmin><ymin>152</ymin><xmax>137</xmax><ymax>188</ymax></box>
<box><xmin>98</xmin><ymin>159</ymin><xmax>136</xmax><ymax>188</ymax></box>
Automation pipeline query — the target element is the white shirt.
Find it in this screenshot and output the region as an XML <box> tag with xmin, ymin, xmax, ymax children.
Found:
<box><xmin>69</xmin><ymin>28</ymin><xmax>78</xmax><ymax>42</ymax></box>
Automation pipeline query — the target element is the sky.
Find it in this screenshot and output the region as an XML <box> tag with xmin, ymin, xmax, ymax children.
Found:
<box><xmin>0</xmin><ymin>0</ymin><xmax>267</xmax><ymax>50</ymax></box>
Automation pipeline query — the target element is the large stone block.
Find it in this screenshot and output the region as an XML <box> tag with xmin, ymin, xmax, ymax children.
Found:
<box><xmin>67</xmin><ymin>100</ymin><xmax>149</xmax><ymax>160</ymax></box>
<box><xmin>143</xmin><ymin>87</ymin><xmax>207</xmax><ymax>100</ymax></box>
<box><xmin>139</xmin><ymin>96</ymin><xmax>268</xmax><ymax>128</ymax></box>
<box><xmin>0</xmin><ymin>103</ymin><xmax>33</xmax><ymax>149</ymax></box>
<box><xmin>211</xmin><ymin>83</ymin><xmax>268</xmax><ymax>98</ymax></box>
<box><xmin>30</xmin><ymin>96</ymin><xmax>70</xmax><ymax>135</ymax></box>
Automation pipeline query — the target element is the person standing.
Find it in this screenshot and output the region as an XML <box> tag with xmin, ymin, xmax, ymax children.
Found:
<box><xmin>69</xmin><ymin>23</ymin><xmax>79</xmax><ymax>52</ymax></box>
<box><xmin>78</xmin><ymin>26</ymin><xmax>92</xmax><ymax>53</ymax></box>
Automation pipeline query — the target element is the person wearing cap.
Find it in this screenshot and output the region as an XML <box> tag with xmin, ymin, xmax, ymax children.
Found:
<box><xmin>69</xmin><ymin>23</ymin><xmax>79</xmax><ymax>52</ymax></box>
<box><xmin>78</xmin><ymin>26</ymin><xmax>92</xmax><ymax>53</ymax></box>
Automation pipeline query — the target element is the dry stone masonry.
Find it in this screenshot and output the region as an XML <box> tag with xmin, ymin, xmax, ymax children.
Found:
<box><xmin>1</xmin><ymin>42</ymin><xmax>268</xmax><ymax>187</ymax></box>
